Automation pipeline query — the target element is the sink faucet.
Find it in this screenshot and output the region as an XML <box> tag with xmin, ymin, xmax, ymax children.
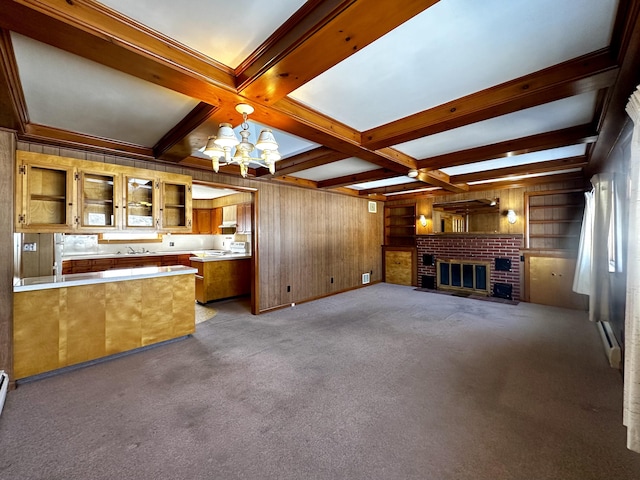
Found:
<box><xmin>127</xmin><ymin>246</ymin><xmax>136</xmax><ymax>254</ymax></box>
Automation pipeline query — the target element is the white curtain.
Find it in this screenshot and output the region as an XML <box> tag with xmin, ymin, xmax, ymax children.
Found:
<box><xmin>573</xmin><ymin>190</ymin><xmax>593</xmax><ymax>295</ymax></box>
<box><xmin>624</xmin><ymin>84</ymin><xmax>640</xmax><ymax>453</ymax></box>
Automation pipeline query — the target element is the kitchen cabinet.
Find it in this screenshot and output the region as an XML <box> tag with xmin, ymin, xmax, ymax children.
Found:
<box><xmin>160</xmin><ymin>180</ymin><xmax>192</xmax><ymax>232</ymax></box>
<box><xmin>13</xmin><ymin>269</ymin><xmax>195</xmax><ymax>379</ymax></box>
<box><xmin>236</xmin><ymin>203</ymin><xmax>252</xmax><ymax>234</ymax></box>
<box><xmin>16</xmin><ymin>151</ymin><xmax>192</xmax><ymax>234</ymax></box>
<box><xmin>77</xmin><ymin>169</ymin><xmax>119</xmax><ymax>230</ymax></box>
<box><xmin>191</xmin><ymin>208</ymin><xmax>222</xmax><ymax>234</ymax></box>
<box><xmin>15</xmin><ymin>155</ymin><xmax>76</xmax><ymax>231</ymax></box>
<box><xmin>191</xmin><ymin>258</ymin><xmax>251</xmax><ymax>303</ymax></box>
<box><xmin>193</xmin><ymin>209</ymin><xmax>213</xmax><ymax>234</ymax></box>
<box><xmin>62</xmin><ymin>254</ymin><xmax>192</xmax><ymax>274</ymax></box>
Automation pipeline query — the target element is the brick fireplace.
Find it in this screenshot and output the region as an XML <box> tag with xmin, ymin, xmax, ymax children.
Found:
<box><xmin>417</xmin><ymin>234</ymin><xmax>523</xmax><ymax>300</ymax></box>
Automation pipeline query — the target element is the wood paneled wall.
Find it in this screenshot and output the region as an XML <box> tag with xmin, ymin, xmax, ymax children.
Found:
<box><xmin>15</xmin><ymin>142</ymin><xmax>383</xmax><ymax>313</ymax></box>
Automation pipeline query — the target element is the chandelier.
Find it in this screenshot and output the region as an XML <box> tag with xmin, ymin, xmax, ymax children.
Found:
<box><xmin>202</xmin><ymin>103</ymin><xmax>281</xmax><ymax>178</ymax></box>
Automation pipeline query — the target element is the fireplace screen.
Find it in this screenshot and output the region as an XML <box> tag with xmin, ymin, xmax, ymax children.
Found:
<box><xmin>437</xmin><ymin>260</ymin><xmax>490</xmax><ymax>296</ymax></box>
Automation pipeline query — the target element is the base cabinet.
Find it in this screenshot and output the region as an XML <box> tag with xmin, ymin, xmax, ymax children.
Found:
<box><xmin>192</xmin><ymin>259</ymin><xmax>250</xmax><ymax>303</ymax></box>
<box><xmin>524</xmin><ymin>253</ymin><xmax>588</xmax><ymax>310</ymax></box>
<box><xmin>383</xmin><ymin>246</ymin><xmax>417</xmax><ymax>286</ymax></box>
<box><xmin>13</xmin><ymin>273</ymin><xmax>195</xmax><ymax>379</ymax></box>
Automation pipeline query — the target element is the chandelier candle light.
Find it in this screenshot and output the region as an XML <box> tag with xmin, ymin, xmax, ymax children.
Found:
<box><xmin>203</xmin><ymin>104</ymin><xmax>281</xmax><ymax>178</ymax></box>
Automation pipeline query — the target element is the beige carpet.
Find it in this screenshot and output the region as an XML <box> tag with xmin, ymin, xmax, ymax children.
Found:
<box><xmin>1</xmin><ymin>284</ymin><xmax>639</xmax><ymax>480</ymax></box>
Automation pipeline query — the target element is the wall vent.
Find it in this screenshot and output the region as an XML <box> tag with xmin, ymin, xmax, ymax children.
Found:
<box><xmin>362</xmin><ymin>273</ymin><xmax>370</xmax><ymax>284</ymax></box>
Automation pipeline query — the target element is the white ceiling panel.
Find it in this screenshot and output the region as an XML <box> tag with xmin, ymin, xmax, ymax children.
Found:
<box><xmin>394</xmin><ymin>92</ymin><xmax>598</xmax><ymax>159</ymax></box>
<box><xmin>12</xmin><ymin>33</ymin><xmax>198</xmax><ymax>146</ymax></box>
<box><xmin>441</xmin><ymin>145</ymin><xmax>588</xmax><ymax>176</ymax></box>
<box><xmin>349</xmin><ymin>176</ymin><xmax>418</xmax><ymax>191</ymax></box>
<box><xmin>289</xmin><ymin>0</ymin><xmax>617</xmax><ymax>130</ymax></box>
<box><xmin>98</xmin><ymin>0</ymin><xmax>306</xmax><ymax>68</ymax></box>
<box><xmin>293</xmin><ymin>157</ymin><xmax>379</xmax><ymax>182</ymax></box>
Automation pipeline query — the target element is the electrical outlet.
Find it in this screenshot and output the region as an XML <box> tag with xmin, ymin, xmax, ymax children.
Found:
<box><xmin>23</xmin><ymin>242</ymin><xmax>37</xmax><ymax>252</ymax></box>
<box><xmin>169</xmin><ymin>242</ymin><xmax>174</xmax><ymax>247</ymax></box>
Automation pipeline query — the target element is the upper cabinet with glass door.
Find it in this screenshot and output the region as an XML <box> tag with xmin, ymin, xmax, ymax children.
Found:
<box><xmin>77</xmin><ymin>169</ymin><xmax>120</xmax><ymax>231</ymax></box>
<box><xmin>126</xmin><ymin>176</ymin><xmax>157</xmax><ymax>230</ymax></box>
<box><xmin>160</xmin><ymin>180</ymin><xmax>192</xmax><ymax>232</ymax></box>
<box><xmin>16</xmin><ymin>153</ymin><xmax>76</xmax><ymax>232</ymax></box>
<box><xmin>15</xmin><ymin>151</ymin><xmax>192</xmax><ymax>234</ymax></box>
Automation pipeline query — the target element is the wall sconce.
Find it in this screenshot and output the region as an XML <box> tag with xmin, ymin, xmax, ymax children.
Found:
<box><xmin>419</xmin><ymin>214</ymin><xmax>428</xmax><ymax>227</ymax></box>
<box><xmin>506</xmin><ymin>209</ymin><xmax>517</xmax><ymax>224</ymax></box>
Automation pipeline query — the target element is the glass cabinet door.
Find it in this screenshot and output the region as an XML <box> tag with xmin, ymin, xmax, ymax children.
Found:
<box><xmin>126</xmin><ymin>176</ymin><xmax>156</xmax><ymax>229</ymax></box>
<box><xmin>161</xmin><ymin>181</ymin><xmax>191</xmax><ymax>231</ymax></box>
<box><xmin>23</xmin><ymin>164</ymin><xmax>75</xmax><ymax>229</ymax></box>
<box><xmin>78</xmin><ymin>171</ymin><xmax>117</xmax><ymax>229</ymax></box>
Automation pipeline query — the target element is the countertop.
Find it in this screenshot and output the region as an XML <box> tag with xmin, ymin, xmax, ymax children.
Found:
<box><xmin>14</xmin><ymin>265</ymin><xmax>197</xmax><ymax>292</ymax></box>
<box><xmin>62</xmin><ymin>251</ymin><xmax>252</xmax><ymax>261</ymax></box>
<box><xmin>189</xmin><ymin>254</ymin><xmax>251</xmax><ymax>262</ymax></box>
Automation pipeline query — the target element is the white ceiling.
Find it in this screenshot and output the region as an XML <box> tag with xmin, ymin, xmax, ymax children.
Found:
<box><xmin>2</xmin><ymin>0</ymin><xmax>624</xmax><ymax>196</ymax></box>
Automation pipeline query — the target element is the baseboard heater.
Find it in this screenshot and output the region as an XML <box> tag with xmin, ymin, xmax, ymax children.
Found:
<box><xmin>597</xmin><ymin>321</ymin><xmax>621</xmax><ymax>369</ymax></box>
<box><xmin>0</xmin><ymin>370</ymin><xmax>8</xmax><ymax>416</ymax></box>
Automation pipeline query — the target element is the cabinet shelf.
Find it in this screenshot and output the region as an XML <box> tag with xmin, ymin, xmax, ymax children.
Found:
<box><xmin>31</xmin><ymin>194</ymin><xmax>65</xmax><ymax>202</ymax></box>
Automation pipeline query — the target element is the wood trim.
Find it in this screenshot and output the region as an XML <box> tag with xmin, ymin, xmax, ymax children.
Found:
<box><xmin>451</xmin><ymin>156</ymin><xmax>588</xmax><ymax>184</ymax></box>
<box><xmin>418</xmin><ymin>124</ymin><xmax>598</xmax><ymax>171</ymax></box>
<box><xmin>416</xmin><ymin>170</ymin><xmax>469</xmax><ymax>193</ymax></box>
<box><xmin>153</xmin><ymin>102</ymin><xmax>218</xmax><ymax>162</ymax></box>
<box><xmin>0</xmin><ymin>130</ymin><xmax>14</xmax><ymax>385</ymax></box>
<box><xmin>21</xmin><ymin>123</ymin><xmax>154</xmax><ymax>159</ymax></box>
<box><xmin>0</xmin><ymin>28</ymin><xmax>28</xmax><ymax>132</ymax></box>
<box><xmin>251</xmin><ymin>190</ymin><xmax>259</xmax><ymax>315</ymax></box>
<box><xmin>362</xmin><ymin>50</ymin><xmax>619</xmax><ymax>150</ymax></box>
<box><xmin>238</xmin><ymin>0</ymin><xmax>440</xmax><ymax>104</ymax></box>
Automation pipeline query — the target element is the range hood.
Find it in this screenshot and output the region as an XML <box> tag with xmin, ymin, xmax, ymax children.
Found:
<box><xmin>219</xmin><ymin>205</ymin><xmax>237</xmax><ymax>229</ymax></box>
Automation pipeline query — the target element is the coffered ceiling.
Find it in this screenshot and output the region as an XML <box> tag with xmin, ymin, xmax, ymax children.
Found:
<box><xmin>1</xmin><ymin>0</ymin><xmax>639</xmax><ymax>201</ymax></box>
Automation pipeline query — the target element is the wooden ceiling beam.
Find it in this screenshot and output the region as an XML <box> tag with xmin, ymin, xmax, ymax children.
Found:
<box><xmin>416</xmin><ymin>170</ymin><xmax>469</xmax><ymax>193</ymax></box>
<box><xmin>237</xmin><ymin>0</ymin><xmax>440</xmax><ymax>104</ymax></box>
<box><xmin>258</xmin><ymin>146</ymin><xmax>349</xmax><ymax>178</ymax></box>
<box><xmin>417</xmin><ymin>124</ymin><xmax>598</xmax><ymax>170</ymax></box>
<box><xmin>153</xmin><ymin>102</ymin><xmax>218</xmax><ymax>162</ymax></box>
<box><xmin>450</xmin><ymin>156</ymin><xmax>588</xmax><ymax>184</ymax></box>
<box><xmin>362</xmin><ymin>49</ymin><xmax>619</xmax><ymax>150</ymax></box>
<box><xmin>318</xmin><ymin>168</ymin><xmax>400</xmax><ymax>189</ymax></box>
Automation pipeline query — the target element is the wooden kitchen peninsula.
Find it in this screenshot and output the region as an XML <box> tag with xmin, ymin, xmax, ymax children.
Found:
<box><xmin>13</xmin><ymin>265</ymin><xmax>196</xmax><ymax>380</ymax></box>
<box><xmin>190</xmin><ymin>255</ymin><xmax>251</xmax><ymax>304</ymax></box>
